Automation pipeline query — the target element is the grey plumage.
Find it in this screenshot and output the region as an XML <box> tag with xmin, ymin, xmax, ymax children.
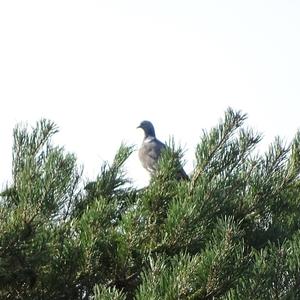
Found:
<box><xmin>137</xmin><ymin>120</ymin><xmax>189</xmax><ymax>180</ymax></box>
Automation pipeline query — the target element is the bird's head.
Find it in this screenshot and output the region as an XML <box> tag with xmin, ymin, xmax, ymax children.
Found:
<box><xmin>137</xmin><ymin>120</ymin><xmax>156</xmax><ymax>138</ymax></box>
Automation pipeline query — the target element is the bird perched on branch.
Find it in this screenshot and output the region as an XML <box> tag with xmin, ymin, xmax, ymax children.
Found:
<box><xmin>137</xmin><ymin>120</ymin><xmax>189</xmax><ymax>180</ymax></box>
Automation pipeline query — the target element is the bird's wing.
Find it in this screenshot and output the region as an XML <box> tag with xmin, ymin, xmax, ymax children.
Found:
<box><xmin>150</xmin><ymin>139</ymin><xmax>189</xmax><ymax>180</ymax></box>
<box><xmin>139</xmin><ymin>138</ymin><xmax>166</xmax><ymax>172</ymax></box>
<box><xmin>177</xmin><ymin>166</ymin><xmax>189</xmax><ymax>180</ymax></box>
<box><xmin>139</xmin><ymin>138</ymin><xmax>189</xmax><ymax>179</ymax></box>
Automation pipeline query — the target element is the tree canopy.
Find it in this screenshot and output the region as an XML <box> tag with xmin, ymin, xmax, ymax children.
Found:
<box><xmin>1</xmin><ymin>108</ymin><xmax>300</xmax><ymax>299</ymax></box>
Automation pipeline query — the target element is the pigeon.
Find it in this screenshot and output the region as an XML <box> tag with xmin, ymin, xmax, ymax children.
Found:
<box><xmin>137</xmin><ymin>120</ymin><xmax>189</xmax><ymax>180</ymax></box>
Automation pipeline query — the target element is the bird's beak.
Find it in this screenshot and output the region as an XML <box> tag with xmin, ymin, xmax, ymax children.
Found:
<box><xmin>137</xmin><ymin>125</ymin><xmax>141</xmax><ymax>129</ymax></box>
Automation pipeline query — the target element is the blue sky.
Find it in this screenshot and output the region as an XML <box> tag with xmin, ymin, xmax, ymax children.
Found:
<box><xmin>1</xmin><ymin>1</ymin><xmax>300</xmax><ymax>187</ymax></box>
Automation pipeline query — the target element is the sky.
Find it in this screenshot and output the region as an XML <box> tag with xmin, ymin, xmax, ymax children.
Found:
<box><xmin>0</xmin><ymin>1</ymin><xmax>300</xmax><ymax>188</ymax></box>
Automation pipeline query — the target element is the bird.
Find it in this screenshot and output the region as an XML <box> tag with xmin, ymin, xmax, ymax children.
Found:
<box><xmin>137</xmin><ymin>120</ymin><xmax>189</xmax><ymax>180</ymax></box>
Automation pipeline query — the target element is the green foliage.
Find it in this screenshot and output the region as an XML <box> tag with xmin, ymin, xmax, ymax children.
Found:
<box><xmin>136</xmin><ymin>218</ymin><xmax>248</xmax><ymax>300</ymax></box>
<box><xmin>1</xmin><ymin>109</ymin><xmax>300</xmax><ymax>299</ymax></box>
<box><xmin>92</xmin><ymin>284</ymin><xmax>126</xmax><ymax>300</ymax></box>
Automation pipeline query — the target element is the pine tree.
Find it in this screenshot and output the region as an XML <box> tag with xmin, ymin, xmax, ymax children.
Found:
<box><xmin>1</xmin><ymin>108</ymin><xmax>300</xmax><ymax>299</ymax></box>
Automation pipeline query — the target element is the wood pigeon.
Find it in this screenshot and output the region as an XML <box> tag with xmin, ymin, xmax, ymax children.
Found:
<box><xmin>137</xmin><ymin>120</ymin><xmax>189</xmax><ymax>180</ymax></box>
